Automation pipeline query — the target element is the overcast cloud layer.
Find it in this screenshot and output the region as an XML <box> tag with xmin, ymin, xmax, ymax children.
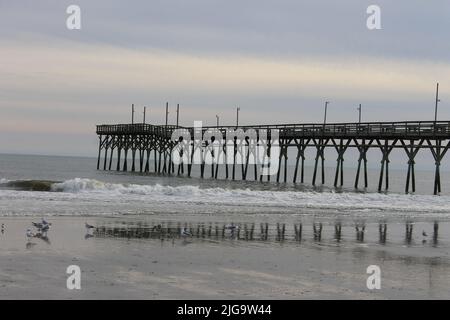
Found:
<box><xmin>1</xmin><ymin>0</ymin><xmax>450</xmax><ymax>157</ymax></box>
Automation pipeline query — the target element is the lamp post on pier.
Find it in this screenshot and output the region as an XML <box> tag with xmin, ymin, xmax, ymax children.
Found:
<box><xmin>435</xmin><ymin>82</ymin><xmax>440</xmax><ymax>123</ymax></box>
<box><xmin>236</xmin><ymin>107</ymin><xmax>240</xmax><ymax>127</ymax></box>
<box><xmin>323</xmin><ymin>101</ymin><xmax>330</xmax><ymax>125</ymax></box>
<box><xmin>357</xmin><ymin>104</ymin><xmax>362</xmax><ymax>123</ymax></box>
<box><xmin>143</xmin><ymin>106</ymin><xmax>146</xmax><ymax>124</ymax></box>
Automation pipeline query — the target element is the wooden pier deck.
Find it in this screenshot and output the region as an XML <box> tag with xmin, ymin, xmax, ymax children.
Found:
<box><xmin>96</xmin><ymin>121</ymin><xmax>450</xmax><ymax>194</ymax></box>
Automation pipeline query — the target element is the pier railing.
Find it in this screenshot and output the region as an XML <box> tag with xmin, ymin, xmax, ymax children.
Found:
<box><xmin>95</xmin><ymin>120</ymin><xmax>450</xmax><ymax>194</ymax></box>
<box><xmin>96</xmin><ymin>121</ymin><xmax>450</xmax><ymax>139</ymax></box>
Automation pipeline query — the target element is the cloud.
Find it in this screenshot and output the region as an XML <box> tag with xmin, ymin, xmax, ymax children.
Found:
<box><xmin>2</xmin><ymin>39</ymin><xmax>449</xmax><ymax>102</ymax></box>
<box><xmin>1</xmin><ymin>1</ymin><xmax>450</xmax><ymax>156</ymax></box>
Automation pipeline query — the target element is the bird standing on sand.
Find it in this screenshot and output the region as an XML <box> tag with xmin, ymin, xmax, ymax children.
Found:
<box><xmin>32</xmin><ymin>222</ymin><xmax>43</xmax><ymax>229</ymax></box>
<box><xmin>41</xmin><ymin>223</ymin><xmax>50</xmax><ymax>237</ymax></box>
<box><xmin>225</xmin><ymin>223</ymin><xmax>239</xmax><ymax>237</ymax></box>
<box><xmin>32</xmin><ymin>219</ymin><xmax>52</xmax><ymax>232</ymax></box>
<box><xmin>180</xmin><ymin>227</ymin><xmax>192</xmax><ymax>237</ymax></box>
<box><xmin>152</xmin><ymin>224</ymin><xmax>162</xmax><ymax>232</ymax></box>
<box><xmin>225</xmin><ymin>223</ymin><xmax>239</xmax><ymax>231</ymax></box>
<box><xmin>85</xmin><ymin>222</ymin><xmax>95</xmax><ymax>231</ymax></box>
<box><xmin>26</xmin><ymin>228</ymin><xmax>34</xmax><ymax>241</ymax></box>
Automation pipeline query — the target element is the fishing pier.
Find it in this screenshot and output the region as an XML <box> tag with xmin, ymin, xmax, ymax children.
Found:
<box><xmin>96</xmin><ymin>120</ymin><xmax>450</xmax><ymax>195</ymax></box>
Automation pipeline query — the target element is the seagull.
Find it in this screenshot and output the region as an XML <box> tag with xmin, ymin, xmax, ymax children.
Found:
<box><xmin>152</xmin><ymin>225</ymin><xmax>162</xmax><ymax>232</ymax></box>
<box><xmin>225</xmin><ymin>223</ymin><xmax>240</xmax><ymax>237</ymax></box>
<box><xmin>32</xmin><ymin>222</ymin><xmax>43</xmax><ymax>230</ymax></box>
<box><xmin>225</xmin><ymin>223</ymin><xmax>239</xmax><ymax>231</ymax></box>
<box><xmin>180</xmin><ymin>227</ymin><xmax>192</xmax><ymax>237</ymax></box>
<box><xmin>33</xmin><ymin>219</ymin><xmax>52</xmax><ymax>231</ymax></box>
<box><xmin>26</xmin><ymin>228</ymin><xmax>34</xmax><ymax>240</ymax></box>
<box><xmin>85</xmin><ymin>222</ymin><xmax>96</xmax><ymax>231</ymax></box>
<box><xmin>41</xmin><ymin>223</ymin><xmax>51</xmax><ymax>237</ymax></box>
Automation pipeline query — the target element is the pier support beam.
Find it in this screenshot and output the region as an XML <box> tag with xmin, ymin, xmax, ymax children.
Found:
<box><xmin>293</xmin><ymin>139</ymin><xmax>309</xmax><ymax>183</ymax></box>
<box><xmin>377</xmin><ymin>139</ymin><xmax>397</xmax><ymax>192</ymax></box>
<box><xmin>131</xmin><ymin>148</ymin><xmax>136</xmax><ymax>172</ymax></box>
<box><xmin>116</xmin><ymin>145</ymin><xmax>122</xmax><ymax>171</ymax></box>
<box><xmin>312</xmin><ymin>139</ymin><xmax>328</xmax><ymax>186</ymax></box>
<box><xmin>276</xmin><ymin>141</ymin><xmax>289</xmax><ymax>183</ymax></box>
<box><xmin>332</xmin><ymin>138</ymin><xmax>351</xmax><ymax>187</ymax></box>
<box><xmin>401</xmin><ymin>139</ymin><xmax>423</xmax><ymax>194</ymax></box>
<box><xmin>428</xmin><ymin>139</ymin><xmax>450</xmax><ymax>195</ymax></box>
<box><xmin>97</xmin><ymin>135</ymin><xmax>102</xmax><ymax>170</ymax></box>
<box><xmin>354</xmin><ymin>139</ymin><xmax>371</xmax><ymax>189</ymax></box>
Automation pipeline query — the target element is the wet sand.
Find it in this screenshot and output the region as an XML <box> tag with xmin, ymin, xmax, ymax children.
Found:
<box><xmin>0</xmin><ymin>216</ymin><xmax>449</xmax><ymax>299</ymax></box>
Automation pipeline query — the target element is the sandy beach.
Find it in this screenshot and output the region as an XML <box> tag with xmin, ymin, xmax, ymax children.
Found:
<box><xmin>1</xmin><ymin>216</ymin><xmax>448</xmax><ymax>299</ymax></box>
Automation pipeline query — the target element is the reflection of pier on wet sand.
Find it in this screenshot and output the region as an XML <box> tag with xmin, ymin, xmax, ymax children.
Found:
<box><xmin>0</xmin><ymin>217</ymin><xmax>447</xmax><ymax>299</ymax></box>
<box><xmin>93</xmin><ymin>220</ymin><xmax>440</xmax><ymax>247</ymax></box>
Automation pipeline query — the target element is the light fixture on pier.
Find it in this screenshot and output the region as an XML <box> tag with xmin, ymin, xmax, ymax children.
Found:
<box><xmin>323</xmin><ymin>101</ymin><xmax>330</xmax><ymax>125</ymax></box>
<box><xmin>435</xmin><ymin>82</ymin><xmax>440</xmax><ymax>122</ymax></box>
<box><xmin>236</xmin><ymin>107</ymin><xmax>241</xmax><ymax>126</ymax></box>
<box><xmin>357</xmin><ymin>104</ymin><xmax>362</xmax><ymax>123</ymax></box>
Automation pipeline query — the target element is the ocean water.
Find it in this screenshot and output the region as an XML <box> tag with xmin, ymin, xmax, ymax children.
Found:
<box><xmin>1</xmin><ymin>153</ymin><xmax>450</xmax><ymax>221</ymax></box>
<box><xmin>1</xmin><ymin>153</ymin><xmax>449</xmax><ymax>299</ymax></box>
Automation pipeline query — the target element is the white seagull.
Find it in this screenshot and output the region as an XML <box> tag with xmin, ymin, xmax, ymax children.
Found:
<box><xmin>41</xmin><ymin>223</ymin><xmax>51</xmax><ymax>237</ymax></box>
<box><xmin>26</xmin><ymin>228</ymin><xmax>34</xmax><ymax>240</ymax></box>
<box><xmin>85</xmin><ymin>222</ymin><xmax>96</xmax><ymax>232</ymax></box>
<box><xmin>180</xmin><ymin>227</ymin><xmax>192</xmax><ymax>237</ymax></box>
<box><xmin>225</xmin><ymin>224</ymin><xmax>240</xmax><ymax>232</ymax></box>
<box><xmin>32</xmin><ymin>219</ymin><xmax>52</xmax><ymax>231</ymax></box>
<box><xmin>32</xmin><ymin>222</ymin><xmax>43</xmax><ymax>229</ymax></box>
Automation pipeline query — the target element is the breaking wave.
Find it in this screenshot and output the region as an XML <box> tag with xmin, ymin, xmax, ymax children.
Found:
<box><xmin>48</xmin><ymin>178</ymin><xmax>450</xmax><ymax>213</ymax></box>
<box><xmin>2</xmin><ymin>177</ymin><xmax>450</xmax><ymax>214</ymax></box>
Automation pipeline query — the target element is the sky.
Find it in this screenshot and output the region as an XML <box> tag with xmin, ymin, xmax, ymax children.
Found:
<box><xmin>1</xmin><ymin>0</ymin><xmax>450</xmax><ymax>158</ymax></box>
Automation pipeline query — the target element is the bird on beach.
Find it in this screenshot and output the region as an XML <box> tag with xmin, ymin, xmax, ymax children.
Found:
<box><xmin>152</xmin><ymin>224</ymin><xmax>162</xmax><ymax>232</ymax></box>
<box><xmin>32</xmin><ymin>219</ymin><xmax>52</xmax><ymax>231</ymax></box>
<box><xmin>225</xmin><ymin>223</ymin><xmax>239</xmax><ymax>231</ymax></box>
<box><xmin>26</xmin><ymin>228</ymin><xmax>34</xmax><ymax>240</ymax></box>
<box><xmin>31</xmin><ymin>218</ymin><xmax>52</xmax><ymax>239</ymax></box>
<box><xmin>32</xmin><ymin>222</ymin><xmax>43</xmax><ymax>229</ymax></box>
<box><xmin>40</xmin><ymin>223</ymin><xmax>51</xmax><ymax>237</ymax></box>
<box><xmin>85</xmin><ymin>222</ymin><xmax>96</xmax><ymax>231</ymax></box>
<box><xmin>85</xmin><ymin>223</ymin><xmax>96</xmax><ymax>239</ymax></box>
<box><xmin>180</xmin><ymin>227</ymin><xmax>192</xmax><ymax>237</ymax></box>
<box><xmin>225</xmin><ymin>223</ymin><xmax>240</xmax><ymax>238</ymax></box>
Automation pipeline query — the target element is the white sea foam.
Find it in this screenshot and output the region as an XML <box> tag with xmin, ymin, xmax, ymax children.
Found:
<box><xmin>0</xmin><ymin>178</ymin><xmax>9</xmax><ymax>184</ymax></box>
<box><xmin>49</xmin><ymin>178</ymin><xmax>450</xmax><ymax>213</ymax></box>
